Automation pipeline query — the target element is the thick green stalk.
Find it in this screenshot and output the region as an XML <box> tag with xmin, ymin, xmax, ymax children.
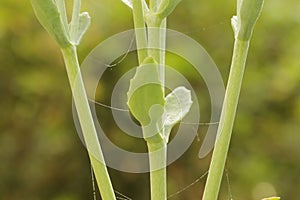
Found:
<box><xmin>132</xmin><ymin>0</ymin><xmax>148</xmax><ymax>63</ymax></box>
<box><xmin>202</xmin><ymin>39</ymin><xmax>250</xmax><ymax>200</ymax></box>
<box><xmin>147</xmin><ymin>141</ymin><xmax>167</xmax><ymax>200</ymax></box>
<box><xmin>61</xmin><ymin>46</ymin><xmax>116</xmax><ymax>200</ymax></box>
<box><xmin>133</xmin><ymin>1</ymin><xmax>167</xmax><ymax>200</ymax></box>
<box><xmin>148</xmin><ymin>0</ymin><xmax>163</xmax><ymax>63</ymax></box>
<box><xmin>132</xmin><ymin>1</ymin><xmax>168</xmax><ymax>200</ymax></box>
<box><xmin>147</xmin><ymin>3</ymin><xmax>167</xmax><ymax>200</ymax></box>
<box><xmin>202</xmin><ymin>1</ymin><xmax>263</xmax><ymax>199</ymax></box>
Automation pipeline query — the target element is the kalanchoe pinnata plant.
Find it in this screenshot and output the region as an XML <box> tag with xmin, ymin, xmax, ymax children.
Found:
<box><xmin>30</xmin><ymin>1</ymin><xmax>116</xmax><ymax>200</ymax></box>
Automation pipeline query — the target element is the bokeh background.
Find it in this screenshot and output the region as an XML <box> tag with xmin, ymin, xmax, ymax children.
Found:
<box><xmin>1</xmin><ymin>0</ymin><xmax>299</xmax><ymax>199</ymax></box>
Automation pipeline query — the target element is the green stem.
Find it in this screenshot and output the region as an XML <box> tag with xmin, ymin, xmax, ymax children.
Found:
<box><xmin>70</xmin><ymin>0</ymin><xmax>81</xmax><ymax>42</ymax></box>
<box><xmin>149</xmin><ymin>0</ymin><xmax>159</xmax><ymax>11</ymax></box>
<box><xmin>132</xmin><ymin>0</ymin><xmax>148</xmax><ymax>63</ymax></box>
<box><xmin>147</xmin><ymin>17</ymin><xmax>167</xmax><ymax>200</ymax></box>
<box><xmin>147</xmin><ymin>141</ymin><xmax>167</xmax><ymax>200</ymax></box>
<box><xmin>159</xmin><ymin>18</ymin><xmax>166</xmax><ymax>93</ymax></box>
<box><xmin>202</xmin><ymin>39</ymin><xmax>250</xmax><ymax>200</ymax></box>
<box><xmin>61</xmin><ymin>46</ymin><xmax>116</xmax><ymax>200</ymax></box>
<box><xmin>148</xmin><ymin>0</ymin><xmax>162</xmax><ymax>63</ymax></box>
<box><xmin>132</xmin><ymin>1</ymin><xmax>167</xmax><ymax>200</ymax></box>
<box><xmin>147</xmin><ymin>17</ymin><xmax>162</xmax><ymax>63</ymax></box>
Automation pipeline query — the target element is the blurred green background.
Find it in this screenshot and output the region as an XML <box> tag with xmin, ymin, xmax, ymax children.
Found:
<box><xmin>0</xmin><ymin>0</ymin><xmax>299</xmax><ymax>199</ymax></box>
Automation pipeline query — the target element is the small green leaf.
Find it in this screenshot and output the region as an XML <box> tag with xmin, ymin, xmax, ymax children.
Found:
<box><xmin>232</xmin><ymin>0</ymin><xmax>264</xmax><ymax>40</ymax></box>
<box><xmin>31</xmin><ymin>0</ymin><xmax>71</xmax><ymax>47</ymax></box>
<box><xmin>156</xmin><ymin>0</ymin><xmax>182</xmax><ymax>19</ymax></box>
<box><xmin>127</xmin><ymin>58</ymin><xmax>165</xmax><ymax>141</ymax></box>
<box><xmin>71</xmin><ymin>12</ymin><xmax>91</xmax><ymax>45</ymax></box>
<box><xmin>162</xmin><ymin>86</ymin><xmax>192</xmax><ymax>142</ymax></box>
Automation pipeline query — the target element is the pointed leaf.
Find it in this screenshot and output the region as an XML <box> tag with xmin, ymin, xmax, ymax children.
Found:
<box><xmin>56</xmin><ymin>0</ymin><xmax>69</xmax><ymax>37</ymax></box>
<box><xmin>71</xmin><ymin>12</ymin><xmax>91</xmax><ymax>45</ymax></box>
<box><xmin>31</xmin><ymin>0</ymin><xmax>70</xmax><ymax>47</ymax></box>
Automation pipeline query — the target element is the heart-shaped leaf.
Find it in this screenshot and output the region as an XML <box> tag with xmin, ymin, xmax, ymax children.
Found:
<box><xmin>232</xmin><ymin>0</ymin><xmax>264</xmax><ymax>40</ymax></box>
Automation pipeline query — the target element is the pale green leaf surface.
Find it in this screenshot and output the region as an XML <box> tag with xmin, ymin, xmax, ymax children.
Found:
<box><xmin>127</xmin><ymin>59</ymin><xmax>193</xmax><ymax>143</ymax></box>
<box><xmin>156</xmin><ymin>0</ymin><xmax>182</xmax><ymax>19</ymax></box>
<box><xmin>127</xmin><ymin>60</ymin><xmax>164</xmax><ymax>129</ymax></box>
<box><xmin>31</xmin><ymin>0</ymin><xmax>71</xmax><ymax>47</ymax></box>
<box><xmin>122</xmin><ymin>0</ymin><xmax>149</xmax><ymax>14</ymax></box>
<box><xmin>56</xmin><ymin>0</ymin><xmax>69</xmax><ymax>38</ymax></box>
<box><xmin>233</xmin><ymin>0</ymin><xmax>264</xmax><ymax>40</ymax></box>
<box><xmin>162</xmin><ymin>86</ymin><xmax>192</xmax><ymax>142</ymax></box>
<box><xmin>71</xmin><ymin>12</ymin><xmax>91</xmax><ymax>45</ymax></box>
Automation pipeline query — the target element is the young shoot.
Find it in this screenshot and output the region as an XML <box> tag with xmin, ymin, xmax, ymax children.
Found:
<box><xmin>30</xmin><ymin>1</ymin><xmax>116</xmax><ymax>199</ymax></box>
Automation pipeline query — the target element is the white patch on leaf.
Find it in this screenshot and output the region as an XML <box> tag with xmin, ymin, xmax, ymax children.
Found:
<box><xmin>121</xmin><ymin>0</ymin><xmax>133</xmax><ymax>9</ymax></box>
